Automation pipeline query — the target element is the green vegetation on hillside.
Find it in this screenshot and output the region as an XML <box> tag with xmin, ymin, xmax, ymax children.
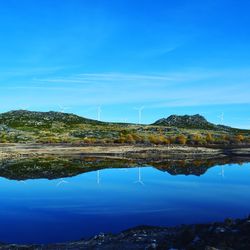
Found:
<box><xmin>0</xmin><ymin>110</ymin><xmax>249</xmax><ymax>146</ymax></box>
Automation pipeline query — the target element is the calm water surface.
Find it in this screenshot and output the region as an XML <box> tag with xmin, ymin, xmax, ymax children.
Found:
<box><xmin>0</xmin><ymin>161</ymin><xmax>250</xmax><ymax>244</ymax></box>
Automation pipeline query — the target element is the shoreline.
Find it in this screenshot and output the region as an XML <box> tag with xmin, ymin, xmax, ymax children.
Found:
<box><xmin>1</xmin><ymin>143</ymin><xmax>250</xmax><ymax>160</ymax></box>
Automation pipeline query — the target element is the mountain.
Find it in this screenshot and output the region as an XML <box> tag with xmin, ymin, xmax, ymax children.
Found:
<box><xmin>153</xmin><ymin>114</ymin><xmax>233</xmax><ymax>131</ymax></box>
<box><xmin>0</xmin><ymin>110</ymin><xmax>249</xmax><ymax>144</ymax></box>
<box><xmin>0</xmin><ymin>110</ymin><xmax>103</xmax><ymax>128</ymax></box>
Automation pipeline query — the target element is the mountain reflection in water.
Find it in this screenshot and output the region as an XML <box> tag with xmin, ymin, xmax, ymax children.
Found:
<box><xmin>0</xmin><ymin>156</ymin><xmax>249</xmax><ymax>180</ymax></box>
<box><xmin>0</xmin><ymin>156</ymin><xmax>249</xmax><ymax>244</ymax></box>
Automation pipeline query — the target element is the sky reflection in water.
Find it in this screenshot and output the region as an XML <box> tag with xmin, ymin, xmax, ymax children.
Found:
<box><xmin>0</xmin><ymin>162</ymin><xmax>249</xmax><ymax>244</ymax></box>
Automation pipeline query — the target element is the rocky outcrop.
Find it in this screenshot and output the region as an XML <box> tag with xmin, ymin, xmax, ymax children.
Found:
<box><xmin>153</xmin><ymin>114</ymin><xmax>235</xmax><ymax>131</ymax></box>
<box><xmin>1</xmin><ymin>216</ymin><xmax>250</xmax><ymax>249</ymax></box>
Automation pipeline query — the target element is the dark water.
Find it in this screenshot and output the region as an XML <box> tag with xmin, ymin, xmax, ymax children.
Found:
<box><xmin>0</xmin><ymin>157</ymin><xmax>250</xmax><ymax>244</ymax></box>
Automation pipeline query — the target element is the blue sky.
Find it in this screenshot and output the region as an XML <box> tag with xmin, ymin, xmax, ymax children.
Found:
<box><xmin>0</xmin><ymin>0</ymin><xmax>250</xmax><ymax>128</ymax></box>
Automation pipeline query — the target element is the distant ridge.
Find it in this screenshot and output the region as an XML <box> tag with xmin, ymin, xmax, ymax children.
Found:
<box><xmin>0</xmin><ymin>110</ymin><xmax>103</xmax><ymax>128</ymax></box>
<box><xmin>0</xmin><ymin>110</ymin><xmax>248</xmax><ymax>133</ymax></box>
<box><xmin>153</xmin><ymin>114</ymin><xmax>233</xmax><ymax>131</ymax></box>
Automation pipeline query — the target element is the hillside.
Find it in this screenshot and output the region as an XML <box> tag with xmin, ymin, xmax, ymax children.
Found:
<box><xmin>153</xmin><ymin>114</ymin><xmax>215</xmax><ymax>128</ymax></box>
<box><xmin>0</xmin><ymin>110</ymin><xmax>103</xmax><ymax>129</ymax></box>
<box><xmin>0</xmin><ymin>110</ymin><xmax>249</xmax><ymax>144</ymax></box>
<box><xmin>153</xmin><ymin>114</ymin><xmax>246</xmax><ymax>133</ymax></box>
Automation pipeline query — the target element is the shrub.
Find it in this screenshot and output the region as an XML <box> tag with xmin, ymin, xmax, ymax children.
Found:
<box><xmin>125</xmin><ymin>134</ymin><xmax>135</xmax><ymax>144</ymax></box>
<box><xmin>205</xmin><ymin>133</ymin><xmax>214</xmax><ymax>143</ymax></box>
<box><xmin>176</xmin><ymin>134</ymin><xmax>187</xmax><ymax>145</ymax></box>
<box><xmin>189</xmin><ymin>134</ymin><xmax>202</xmax><ymax>145</ymax></box>
<box><xmin>235</xmin><ymin>134</ymin><xmax>244</xmax><ymax>143</ymax></box>
<box><xmin>148</xmin><ymin>135</ymin><xmax>159</xmax><ymax>144</ymax></box>
<box><xmin>160</xmin><ymin>136</ymin><xmax>170</xmax><ymax>145</ymax></box>
<box><xmin>169</xmin><ymin>136</ymin><xmax>176</xmax><ymax>144</ymax></box>
<box><xmin>131</xmin><ymin>133</ymin><xmax>144</xmax><ymax>143</ymax></box>
<box><xmin>114</xmin><ymin>136</ymin><xmax>126</xmax><ymax>144</ymax></box>
<box><xmin>83</xmin><ymin>137</ymin><xmax>96</xmax><ymax>144</ymax></box>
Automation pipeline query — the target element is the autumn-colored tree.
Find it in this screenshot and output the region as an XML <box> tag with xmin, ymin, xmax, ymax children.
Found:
<box><xmin>235</xmin><ymin>134</ymin><xmax>244</xmax><ymax>143</ymax></box>
<box><xmin>169</xmin><ymin>136</ymin><xmax>176</xmax><ymax>144</ymax></box>
<box><xmin>131</xmin><ymin>133</ymin><xmax>143</xmax><ymax>143</ymax></box>
<box><xmin>148</xmin><ymin>135</ymin><xmax>159</xmax><ymax>144</ymax></box>
<box><xmin>114</xmin><ymin>136</ymin><xmax>126</xmax><ymax>144</ymax></box>
<box><xmin>221</xmin><ymin>134</ymin><xmax>230</xmax><ymax>141</ymax></box>
<box><xmin>147</xmin><ymin>135</ymin><xmax>170</xmax><ymax>145</ymax></box>
<box><xmin>83</xmin><ymin>137</ymin><xmax>96</xmax><ymax>144</ymax></box>
<box><xmin>125</xmin><ymin>134</ymin><xmax>135</xmax><ymax>144</ymax></box>
<box><xmin>190</xmin><ymin>134</ymin><xmax>202</xmax><ymax>145</ymax></box>
<box><xmin>83</xmin><ymin>138</ymin><xmax>91</xmax><ymax>144</ymax></box>
<box><xmin>104</xmin><ymin>138</ymin><xmax>113</xmax><ymax>144</ymax></box>
<box><xmin>160</xmin><ymin>136</ymin><xmax>170</xmax><ymax>145</ymax></box>
<box><xmin>214</xmin><ymin>134</ymin><xmax>230</xmax><ymax>145</ymax></box>
<box><xmin>176</xmin><ymin>134</ymin><xmax>187</xmax><ymax>145</ymax></box>
<box><xmin>205</xmin><ymin>133</ymin><xmax>214</xmax><ymax>143</ymax></box>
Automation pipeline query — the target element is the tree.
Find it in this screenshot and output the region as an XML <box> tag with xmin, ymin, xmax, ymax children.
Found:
<box><xmin>148</xmin><ymin>135</ymin><xmax>159</xmax><ymax>144</ymax></box>
<box><xmin>83</xmin><ymin>137</ymin><xmax>96</xmax><ymax>144</ymax></box>
<box><xmin>205</xmin><ymin>133</ymin><xmax>214</xmax><ymax>143</ymax></box>
<box><xmin>222</xmin><ymin>134</ymin><xmax>230</xmax><ymax>141</ymax></box>
<box><xmin>159</xmin><ymin>136</ymin><xmax>170</xmax><ymax>145</ymax></box>
<box><xmin>0</xmin><ymin>133</ymin><xmax>7</xmax><ymax>143</ymax></box>
<box><xmin>176</xmin><ymin>135</ymin><xmax>187</xmax><ymax>145</ymax></box>
<box><xmin>235</xmin><ymin>134</ymin><xmax>244</xmax><ymax>143</ymax></box>
<box><xmin>125</xmin><ymin>134</ymin><xmax>135</xmax><ymax>144</ymax></box>
<box><xmin>114</xmin><ymin>136</ymin><xmax>126</xmax><ymax>144</ymax></box>
<box><xmin>131</xmin><ymin>133</ymin><xmax>144</xmax><ymax>143</ymax></box>
<box><xmin>190</xmin><ymin>134</ymin><xmax>202</xmax><ymax>145</ymax></box>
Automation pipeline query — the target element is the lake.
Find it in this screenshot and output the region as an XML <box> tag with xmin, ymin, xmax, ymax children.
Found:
<box><xmin>0</xmin><ymin>157</ymin><xmax>249</xmax><ymax>244</ymax></box>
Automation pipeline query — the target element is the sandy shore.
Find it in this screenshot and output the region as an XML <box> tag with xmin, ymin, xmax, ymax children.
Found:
<box><xmin>1</xmin><ymin>143</ymin><xmax>249</xmax><ymax>160</ymax></box>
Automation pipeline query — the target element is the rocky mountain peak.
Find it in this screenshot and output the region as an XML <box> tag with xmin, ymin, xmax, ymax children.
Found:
<box><xmin>153</xmin><ymin>114</ymin><xmax>217</xmax><ymax>130</ymax></box>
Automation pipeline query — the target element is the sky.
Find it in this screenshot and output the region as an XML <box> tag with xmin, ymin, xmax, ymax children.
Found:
<box><xmin>0</xmin><ymin>0</ymin><xmax>250</xmax><ymax>128</ymax></box>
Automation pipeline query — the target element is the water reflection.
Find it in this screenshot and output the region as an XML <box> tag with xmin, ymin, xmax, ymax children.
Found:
<box><xmin>0</xmin><ymin>156</ymin><xmax>249</xmax><ymax>180</ymax></box>
<box><xmin>56</xmin><ymin>179</ymin><xmax>69</xmax><ymax>187</ymax></box>
<box><xmin>135</xmin><ymin>167</ymin><xmax>144</xmax><ymax>185</ymax></box>
<box><xmin>96</xmin><ymin>170</ymin><xmax>100</xmax><ymax>185</ymax></box>
<box><xmin>0</xmin><ymin>156</ymin><xmax>249</xmax><ymax>244</ymax></box>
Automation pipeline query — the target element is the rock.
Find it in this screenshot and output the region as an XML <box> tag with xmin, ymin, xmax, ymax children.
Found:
<box><xmin>215</xmin><ymin>227</ymin><xmax>226</xmax><ymax>233</ymax></box>
<box><xmin>205</xmin><ymin>247</ymin><xmax>219</xmax><ymax>250</ymax></box>
<box><xmin>1</xmin><ymin>216</ymin><xmax>250</xmax><ymax>249</ymax></box>
<box><xmin>224</xmin><ymin>218</ymin><xmax>235</xmax><ymax>227</ymax></box>
<box><xmin>153</xmin><ymin>114</ymin><xmax>217</xmax><ymax>130</ymax></box>
<box><xmin>192</xmin><ymin>235</ymin><xmax>200</xmax><ymax>243</ymax></box>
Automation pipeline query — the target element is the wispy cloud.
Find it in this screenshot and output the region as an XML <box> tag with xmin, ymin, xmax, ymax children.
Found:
<box><xmin>136</xmin><ymin>42</ymin><xmax>184</xmax><ymax>58</ymax></box>
<box><xmin>1</xmin><ymin>69</ymin><xmax>250</xmax><ymax>110</ymax></box>
<box><xmin>35</xmin><ymin>72</ymin><xmax>176</xmax><ymax>84</ymax></box>
<box><xmin>0</xmin><ymin>66</ymin><xmax>64</xmax><ymax>77</ymax></box>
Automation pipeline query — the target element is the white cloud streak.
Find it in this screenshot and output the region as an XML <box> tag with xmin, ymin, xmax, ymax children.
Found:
<box><xmin>1</xmin><ymin>69</ymin><xmax>250</xmax><ymax>109</ymax></box>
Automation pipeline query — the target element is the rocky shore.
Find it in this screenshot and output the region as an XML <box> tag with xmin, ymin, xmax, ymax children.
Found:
<box><xmin>1</xmin><ymin>216</ymin><xmax>250</xmax><ymax>249</ymax></box>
